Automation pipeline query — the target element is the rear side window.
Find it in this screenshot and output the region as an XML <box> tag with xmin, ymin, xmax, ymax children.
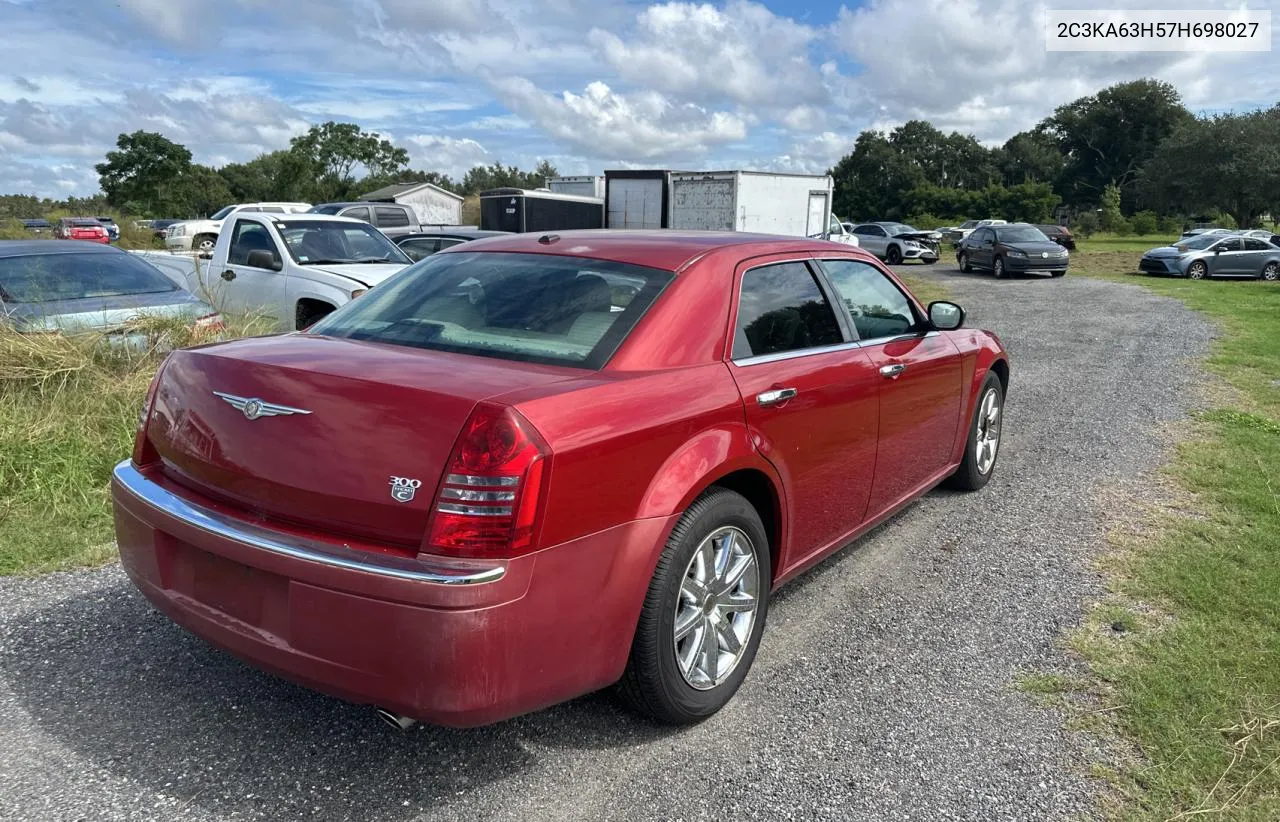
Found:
<box><xmin>819</xmin><ymin>259</ymin><xmax>916</xmax><ymax>341</ymax></box>
<box><xmin>733</xmin><ymin>262</ymin><xmax>842</xmax><ymax>359</ymax></box>
<box><xmin>1244</xmin><ymin>238</ymin><xmax>1269</xmax><ymax>251</ymax></box>
<box><xmin>375</xmin><ymin>207</ymin><xmax>411</xmax><ymax>228</ymax></box>
<box><xmin>310</xmin><ymin>252</ymin><xmax>674</xmax><ymax>369</ymax></box>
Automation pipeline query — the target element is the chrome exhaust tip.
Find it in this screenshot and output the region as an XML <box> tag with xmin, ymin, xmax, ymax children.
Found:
<box><xmin>375</xmin><ymin>708</ymin><xmax>417</xmax><ymax>731</ymax></box>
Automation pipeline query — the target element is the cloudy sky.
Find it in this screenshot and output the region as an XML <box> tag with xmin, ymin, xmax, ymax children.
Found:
<box><xmin>1</xmin><ymin>0</ymin><xmax>1277</xmax><ymax>198</ymax></box>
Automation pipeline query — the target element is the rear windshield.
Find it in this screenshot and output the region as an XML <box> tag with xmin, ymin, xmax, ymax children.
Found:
<box><xmin>310</xmin><ymin>252</ymin><xmax>674</xmax><ymax>369</ymax></box>
<box><xmin>0</xmin><ymin>252</ymin><xmax>179</xmax><ymax>303</ymax></box>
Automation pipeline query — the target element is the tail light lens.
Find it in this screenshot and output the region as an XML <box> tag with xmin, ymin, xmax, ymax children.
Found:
<box><xmin>132</xmin><ymin>358</ymin><xmax>169</xmax><ymax>466</ymax></box>
<box><xmin>425</xmin><ymin>403</ymin><xmax>549</xmax><ymax>560</ymax></box>
<box><xmin>193</xmin><ymin>312</ymin><xmax>226</xmax><ymax>337</ymax></box>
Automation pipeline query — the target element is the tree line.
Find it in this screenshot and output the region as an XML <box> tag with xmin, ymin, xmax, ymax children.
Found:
<box><xmin>831</xmin><ymin>78</ymin><xmax>1280</xmax><ymax>231</ymax></box>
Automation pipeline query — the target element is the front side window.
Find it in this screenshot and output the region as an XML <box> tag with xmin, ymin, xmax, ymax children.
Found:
<box><xmin>1216</xmin><ymin>237</ymin><xmax>1244</xmax><ymax>252</ymax></box>
<box><xmin>855</xmin><ymin>224</ymin><xmax>886</xmax><ymax>237</ymax></box>
<box><xmin>398</xmin><ymin>238</ymin><xmax>440</xmax><ymax>261</ymax></box>
<box><xmin>227</xmin><ymin>220</ymin><xmax>280</xmax><ymax>268</ymax></box>
<box><xmin>820</xmin><ymin>259</ymin><xmax>916</xmax><ymax>341</ymax></box>
<box><xmin>733</xmin><ymin>262</ymin><xmax>842</xmax><ymax>360</ymax></box>
<box><xmin>344</xmin><ymin>206</ymin><xmax>371</xmax><ymax>223</ymax></box>
<box><xmin>0</xmin><ymin>252</ymin><xmax>178</xmax><ymax>303</ymax></box>
<box><xmin>310</xmin><ymin>252</ymin><xmax>673</xmax><ymax>369</ymax></box>
<box><xmin>274</xmin><ymin>220</ymin><xmax>410</xmax><ymax>265</ymax></box>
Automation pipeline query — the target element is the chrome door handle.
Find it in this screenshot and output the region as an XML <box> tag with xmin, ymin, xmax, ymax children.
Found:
<box><xmin>756</xmin><ymin>387</ymin><xmax>798</xmax><ymax>407</ymax></box>
<box><xmin>879</xmin><ymin>363</ymin><xmax>907</xmax><ymax>379</ymax></box>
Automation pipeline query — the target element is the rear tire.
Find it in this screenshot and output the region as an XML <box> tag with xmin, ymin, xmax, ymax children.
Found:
<box><xmin>1262</xmin><ymin>262</ymin><xmax>1278</xmax><ymax>281</ymax></box>
<box><xmin>945</xmin><ymin>371</ymin><xmax>1004</xmax><ymax>492</ymax></box>
<box><xmin>617</xmin><ymin>487</ymin><xmax>770</xmax><ymax>725</ymax></box>
<box><xmin>958</xmin><ymin>251</ymin><xmax>972</xmax><ymax>273</ymax></box>
<box><xmin>886</xmin><ymin>245</ymin><xmax>903</xmax><ymax>265</ymax></box>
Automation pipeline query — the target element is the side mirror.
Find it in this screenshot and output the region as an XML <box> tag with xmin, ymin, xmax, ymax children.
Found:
<box><xmin>928</xmin><ymin>301</ymin><xmax>965</xmax><ymax>331</ymax></box>
<box><xmin>1213</xmin><ymin>245</ymin><xmax>1225</xmax><ymax>253</ymax></box>
<box><xmin>246</xmin><ymin>249</ymin><xmax>283</xmax><ymax>271</ymax></box>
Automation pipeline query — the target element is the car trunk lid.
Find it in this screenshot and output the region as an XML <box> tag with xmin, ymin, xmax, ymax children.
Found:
<box><xmin>146</xmin><ymin>334</ymin><xmax>581</xmax><ymax>549</ymax></box>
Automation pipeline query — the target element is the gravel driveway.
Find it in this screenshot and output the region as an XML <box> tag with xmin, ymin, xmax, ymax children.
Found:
<box><xmin>0</xmin><ymin>265</ymin><xmax>1215</xmax><ymax>822</ymax></box>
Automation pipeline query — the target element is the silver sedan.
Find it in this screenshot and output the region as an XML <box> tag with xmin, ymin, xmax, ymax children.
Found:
<box><xmin>1139</xmin><ymin>233</ymin><xmax>1280</xmax><ymax>280</ymax></box>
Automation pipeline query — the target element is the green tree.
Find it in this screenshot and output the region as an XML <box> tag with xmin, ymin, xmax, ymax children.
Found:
<box><xmin>95</xmin><ymin>131</ymin><xmax>194</xmax><ymax>215</ymax></box>
<box><xmin>218</xmin><ymin>150</ymin><xmax>313</xmax><ymax>203</ymax></box>
<box><xmin>171</xmin><ymin>165</ymin><xmax>234</xmax><ymax>218</ymax></box>
<box><xmin>1099</xmin><ymin>183</ymin><xmax>1125</xmax><ymax>231</ymax></box>
<box><xmin>1139</xmin><ymin>106</ymin><xmax>1280</xmax><ymax>230</ymax></box>
<box><xmin>459</xmin><ymin>160</ymin><xmax>560</xmax><ymax>195</ymax></box>
<box><xmin>1041</xmin><ymin>78</ymin><xmax>1192</xmax><ymax>210</ymax></box>
<box><xmin>288</xmin><ymin>122</ymin><xmax>411</xmax><ymax>202</ymax></box>
<box><xmin>996</xmin><ymin>130</ymin><xmax>1064</xmax><ymax>186</ymax></box>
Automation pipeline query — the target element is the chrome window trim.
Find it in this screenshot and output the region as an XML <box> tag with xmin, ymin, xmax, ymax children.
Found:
<box><xmin>731</xmin><ymin>331</ymin><xmax>937</xmax><ymax>367</ymax></box>
<box><xmin>112</xmin><ymin>461</ymin><xmax>505</xmax><ymax>585</ymax></box>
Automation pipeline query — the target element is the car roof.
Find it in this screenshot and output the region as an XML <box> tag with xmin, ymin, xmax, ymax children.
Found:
<box><xmin>437</xmin><ymin>229</ymin><xmax>862</xmax><ymax>271</ymax></box>
<box><xmin>0</xmin><ymin>240</ymin><xmax>122</xmax><ymax>258</ymax></box>
<box><xmin>399</xmin><ymin>230</ymin><xmax>508</xmax><ymax>241</ymax></box>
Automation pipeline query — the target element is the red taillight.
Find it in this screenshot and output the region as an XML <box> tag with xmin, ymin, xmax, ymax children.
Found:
<box><xmin>131</xmin><ymin>358</ymin><xmax>168</xmax><ymax>466</ymax></box>
<box><xmin>425</xmin><ymin>403</ymin><xmax>549</xmax><ymax>559</ymax></box>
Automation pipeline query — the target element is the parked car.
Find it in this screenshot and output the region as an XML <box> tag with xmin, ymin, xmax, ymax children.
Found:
<box><xmin>54</xmin><ymin>217</ymin><xmax>110</xmax><ymax>244</ymax></box>
<box><xmin>166</xmin><ymin>202</ymin><xmax>312</xmax><ymax>252</ymax></box>
<box><xmin>849</xmin><ymin>222</ymin><xmax>941</xmax><ymax>264</ymax></box>
<box><xmin>819</xmin><ymin>214</ymin><xmax>859</xmax><ymax>246</ymax></box>
<box><xmin>112</xmin><ymin>230</ymin><xmax>1009</xmax><ymax>729</ymax></box>
<box><xmin>1034</xmin><ymin>224</ymin><xmax>1076</xmax><ymax>251</ymax></box>
<box><xmin>1139</xmin><ymin>233</ymin><xmax>1280</xmax><ymax>280</ymax></box>
<box><xmin>138</xmin><ymin>213</ymin><xmax>412</xmax><ymax>330</ymax></box>
<box><xmin>394</xmin><ymin>228</ymin><xmax>511</xmax><ymax>261</ymax></box>
<box><xmin>308</xmin><ymin>202</ymin><xmax>422</xmax><ymax>238</ymax></box>
<box><xmin>957</xmin><ymin>223</ymin><xmax>1069</xmax><ymax>278</ymax></box>
<box><xmin>150</xmin><ymin>219</ymin><xmax>181</xmax><ymax>240</ymax></box>
<box><xmin>20</xmin><ymin>218</ymin><xmax>52</xmax><ymax>234</ymax></box>
<box><xmin>0</xmin><ymin>240</ymin><xmax>223</xmax><ymax>337</ymax></box>
<box><xmin>1236</xmin><ymin>229</ymin><xmax>1277</xmax><ymax>241</ymax></box>
<box><xmin>96</xmin><ymin>216</ymin><xmax>121</xmax><ymax>242</ymax></box>
<box><xmin>941</xmin><ymin>219</ymin><xmax>1006</xmax><ymax>246</ymax></box>
<box><xmin>1179</xmin><ymin>227</ymin><xmax>1230</xmax><ymax>239</ymax></box>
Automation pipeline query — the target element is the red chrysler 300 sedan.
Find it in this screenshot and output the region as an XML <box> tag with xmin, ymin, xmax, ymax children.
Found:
<box><xmin>113</xmin><ymin>230</ymin><xmax>1009</xmax><ymax>728</ymax></box>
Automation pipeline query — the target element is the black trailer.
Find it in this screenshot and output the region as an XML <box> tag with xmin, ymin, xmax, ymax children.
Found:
<box><xmin>479</xmin><ymin>188</ymin><xmax>604</xmax><ymax>233</ymax></box>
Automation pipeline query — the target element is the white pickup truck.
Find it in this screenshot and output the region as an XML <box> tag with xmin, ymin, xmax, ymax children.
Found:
<box><xmin>165</xmin><ymin>202</ymin><xmax>312</xmax><ymax>252</ymax></box>
<box><xmin>139</xmin><ymin>212</ymin><xmax>413</xmax><ymax>330</ymax></box>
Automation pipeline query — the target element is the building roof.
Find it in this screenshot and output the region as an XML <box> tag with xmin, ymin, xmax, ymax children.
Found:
<box><xmin>358</xmin><ymin>181</ymin><xmax>464</xmax><ymax>203</ymax></box>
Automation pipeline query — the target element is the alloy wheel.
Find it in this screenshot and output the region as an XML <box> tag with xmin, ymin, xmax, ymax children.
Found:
<box><xmin>1263</xmin><ymin>262</ymin><xmax>1278</xmax><ymax>282</ymax></box>
<box><xmin>994</xmin><ymin>258</ymin><xmax>1004</xmax><ymax>278</ymax></box>
<box><xmin>975</xmin><ymin>387</ymin><xmax>1002</xmax><ymax>475</ymax></box>
<box><xmin>1189</xmin><ymin>262</ymin><xmax>1206</xmax><ymax>280</ymax></box>
<box><xmin>673</xmin><ymin>526</ymin><xmax>760</xmax><ymax>690</ymax></box>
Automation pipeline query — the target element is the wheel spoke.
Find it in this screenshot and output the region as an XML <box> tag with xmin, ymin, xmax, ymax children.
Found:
<box><xmin>718</xmin><ymin>552</ymin><xmax>754</xmax><ymax>593</ymax></box>
<box><xmin>681</xmin><ymin>576</ymin><xmax>709</xmax><ymax>603</ymax></box>
<box><xmin>695</xmin><ymin>539</ymin><xmax>716</xmax><ymax>585</ymax></box>
<box><xmin>699</xmin><ymin>616</ymin><xmax>720</xmax><ymax>680</ymax></box>
<box><xmin>715</xmin><ymin>618</ymin><xmax>742</xmax><ymax>654</ymax></box>
<box><xmin>673</xmin><ymin>607</ymin><xmax>701</xmax><ymax>642</ymax></box>
<box><xmin>717</xmin><ymin>590</ymin><xmax>756</xmax><ymax>613</ymax></box>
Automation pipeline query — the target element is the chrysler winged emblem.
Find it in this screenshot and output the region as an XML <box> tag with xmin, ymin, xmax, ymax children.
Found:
<box><xmin>213</xmin><ymin>391</ymin><xmax>312</xmax><ymax>421</ymax></box>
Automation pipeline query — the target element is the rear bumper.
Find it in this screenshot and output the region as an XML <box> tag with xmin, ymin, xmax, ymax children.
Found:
<box><xmin>112</xmin><ymin>460</ymin><xmax>675</xmax><ymax>727</ymax></box>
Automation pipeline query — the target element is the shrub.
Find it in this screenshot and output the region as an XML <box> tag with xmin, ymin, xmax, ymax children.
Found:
<box><xmin>905</xmin><ymin>213</ymin><xmax>947</xmax><ymax>229</ymax></box>
<box><xmin>1130</xmin><ymin>211</ymin><xmax>1159</xmax><ymax>235</ymax></box>
<box><xmin>1075</xmin><ymin>211</ymin><xmax>1100</xmax><ymax>238</ymax></box>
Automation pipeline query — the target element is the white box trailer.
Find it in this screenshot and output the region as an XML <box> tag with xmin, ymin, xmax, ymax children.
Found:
<box><xmin>669</xmin><ymin>171</ymin><xmax>840</xmax><ymax>239</ymax></box>
<box><xmin>605</xmin><ymin>170</ymin><xmax>674</xmax><ymax>229</ymax></box>
<box><xmin>547</xmin><ymin>176</ymin><xmax>606</xmax><ymax>199</ymax></box>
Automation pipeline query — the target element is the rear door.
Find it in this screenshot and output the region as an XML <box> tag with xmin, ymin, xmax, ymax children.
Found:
<box><xmin>853</xmin><ymin>224</ymin><xmax>887</xmax><ymax>257</ymax></box>
<box><xmin>1243</xmin><ymin>238</ymin><xmax>1271</xmax><ymax>276</ymax></box>
<box><xmin>727</xmin><ymin>257</ymin><xmax>881</xmax><ymax>569</ymax></box>
<box><xmin>816</xmin><ymin>257</ymin><xmax>964</xmax><ymax>517</ymax></box>
<box><xmin>608</xmin><ymin>177</ymin><xmax>664</xmax><ymax>229</ymax></box>
<box><xmin>217</xmin><ymin>218</ymin><xmax>287</xmax><ymax>322</ymax></box>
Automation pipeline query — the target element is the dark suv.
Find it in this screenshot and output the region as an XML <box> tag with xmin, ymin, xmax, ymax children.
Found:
<box><xmin>957</xmin><ymin>223</ymin><xmax>1070</xmax><ymax>278</ymax></box>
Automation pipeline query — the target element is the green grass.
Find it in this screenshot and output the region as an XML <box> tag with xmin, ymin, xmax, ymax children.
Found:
<box><xmin>1068</xmin><ymin>249</ymin><xmax>1280</xmax><ymax>819</ymax></box>
<box><xmin>0</xmin><ymin>315</ymin><xmax>270</xmax><ymax>575</ymax></box>
<box><xmin>1076</xmin><ymin>233</ymin><xmax>1175</xmax><ymax>254</ymax></box>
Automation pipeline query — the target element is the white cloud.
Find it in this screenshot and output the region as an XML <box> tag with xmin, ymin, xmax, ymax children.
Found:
<box><xmin>492</xmin><ymin>78</ymin><xmax>747</xmax><ymax>159</ymax></box>
<box><xmin>590</xmin><ymin>1</ymin><xmax>825</xmax><ymax>109</ymax></box>
<box><xmin>403</xmin><ymin>134</ymin><xmax>492</xmax><ymax>179</ymax></box>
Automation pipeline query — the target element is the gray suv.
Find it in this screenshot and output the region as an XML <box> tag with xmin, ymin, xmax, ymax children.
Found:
<box><xmin>308</xmin><ymin>202</ymin><xmax>421</xmax><ymax>238</ymax></box>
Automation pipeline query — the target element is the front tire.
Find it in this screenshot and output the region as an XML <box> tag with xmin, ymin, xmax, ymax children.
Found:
<box><xmin>617</xmin><ymin>487</ymin><xmax>770</xmax><ymax>725</ymax></box>
<box><xmin>194</xmin><ymin>234</ymin><xmax>217</xmax><ymax>253</ymax></box>
<box><xmin>945</xmin><ymin>371</ymin><xmax>1004</xmax><ymax>492</ymax></box>
<box><xmin>993</xmin><ymin>256</ymin><xmax>1005</xmax><ymax>279</ymax></box>
<box><xmin>1188</xmin><ymin>261</ymin><xmax>1208</xmax><ymax>280</ymax></box>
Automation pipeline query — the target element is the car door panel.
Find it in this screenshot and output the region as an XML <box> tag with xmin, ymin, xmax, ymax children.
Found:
<box><xmin>219</xmin><ymin>218</ymin><xmax>288</xmax><ymax>323</ymax></box>
<box><xmin>725</xmin><ymin>257</ymin><xmax>881</xmax><ymax>572</ymax></box>
<box><xmin>815</xmin><ymin>257</ymin><xmax>965</xmax><ymax>518</ymax></box>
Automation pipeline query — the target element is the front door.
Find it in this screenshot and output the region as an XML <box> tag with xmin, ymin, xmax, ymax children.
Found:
<box><xmin>1208</xmin><ymin>236</ymin><xmax>1245</xmax><ymax>276</ymax></box>
<box><xmin>727</xmin><ymin>258</ymin><xmax>881</xmax><ymax>569</ymax></box>
<box><xmin>217</xmin><ymin>218</ymin><xmax>287</xmax><ymax>324</ymax></box>
<box><xmin>817</xmin><ymin>257</ymin><xmax>964</xmax><ymax>517</ymax></box>
<box><xmin>969</xmin><ymin>228</ymin><xmax>996</xmax><ymax>268</ymax></box>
